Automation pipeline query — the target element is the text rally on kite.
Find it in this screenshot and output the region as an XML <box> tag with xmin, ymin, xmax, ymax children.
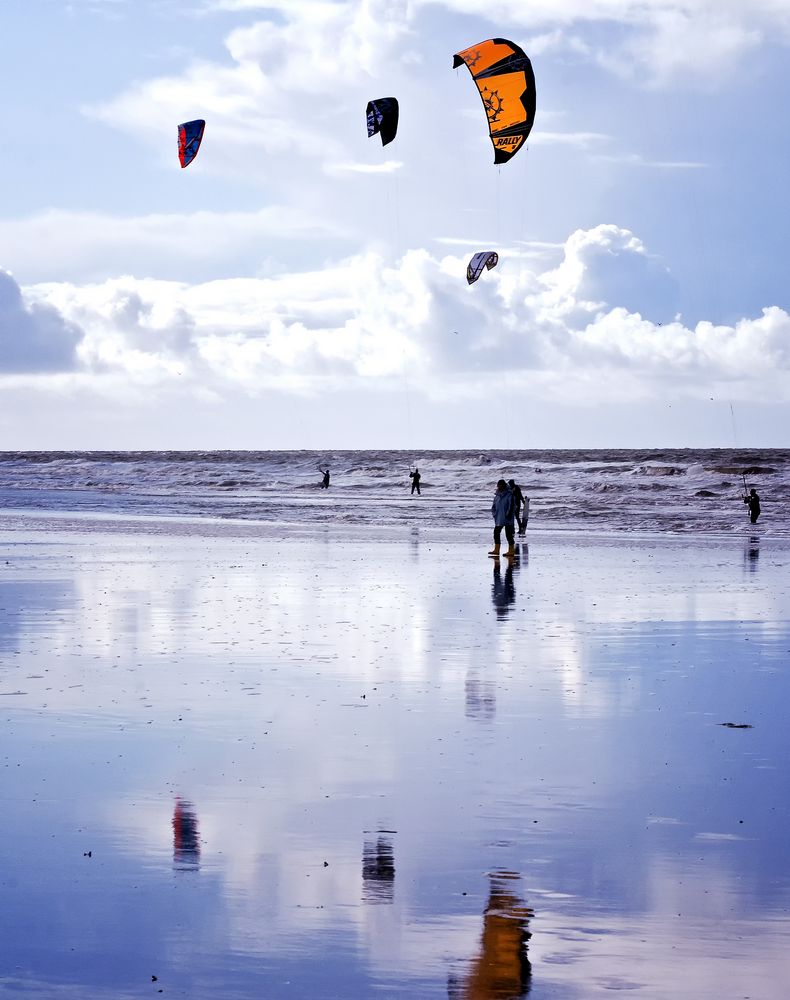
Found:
<box><xmin>178</xmin><ymin>120</ymin><xmax>206</xmax><ymax>168</ymax></box>
<box><xmin>467</xmin><ymin>251</ymin><xmax>498</xmax><ymax>285</ymax></box>
<box><xmin>366</xmin><ymin>98</ymin><xmax>399</xmax><ymax>146</ymax></box>
<box><xmin>453</xmin><ymin>39</ymin><xmax>535</xmax><ymax>164</ymax></box>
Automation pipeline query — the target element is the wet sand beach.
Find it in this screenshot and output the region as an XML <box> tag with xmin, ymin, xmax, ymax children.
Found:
<box><xmin>1</xmin><ymin>516</ymin><xmax>789</xmax><ymax>999</ymax></box>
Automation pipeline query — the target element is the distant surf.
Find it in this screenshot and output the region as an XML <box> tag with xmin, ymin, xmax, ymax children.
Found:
<box><xmin>0</xmin><ymin>449</ymin><xmax>786</xmax><ymax>537</ymax></box>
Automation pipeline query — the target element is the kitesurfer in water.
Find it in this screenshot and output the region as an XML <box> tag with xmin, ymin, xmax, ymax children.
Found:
<box><xmin>409</xmin><ymin>467</ymin><xmax>421</xmax><ymax>495</ymax></box>
<box><xmin>320</xmin><ymin>468</ymin><xmax>330</xmax><ymax>489</ymax></box>
<box><xmin>489</xmin><ymin>480</ymin><xmax>516</xmax><ymax>559</ymax></box>
<box><xmin>743</xmin><ymin>487</ymin><xmax>760</xmax><ymax>524</ymax></box>
<box><xmin>508</xmin><ymin>479</ymin><xmax>529</xmax><ymax>535</ymax></box>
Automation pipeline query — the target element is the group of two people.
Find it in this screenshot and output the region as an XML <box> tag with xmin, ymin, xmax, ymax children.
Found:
<box><xmin>490</xmin><ymin>478</ymin><xmax>529</xmax><ymax>558</ymax></box>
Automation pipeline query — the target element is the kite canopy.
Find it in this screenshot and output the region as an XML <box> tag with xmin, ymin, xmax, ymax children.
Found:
<box><xmin>366</xmin><ymin>98</ymin><xmax>399</xmax><ymax>146</ymax></box>
<box><xmin>453</xmin><ymin>38</ymin><xmax>535</xmax><ymax>164</ymax></box>
<box><xmin>467</xmin><ymin>251</ymin><xmax>498</xmax><ymax>284</ymax></box>
<box><xmin>178</xmin><ymin>119</ymin><xmax>205</xmax><ymax>168</ymax></box>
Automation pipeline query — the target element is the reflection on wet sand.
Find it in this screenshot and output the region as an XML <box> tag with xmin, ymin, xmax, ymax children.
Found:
<box><xmin>172</xmin><ymin>799</ymin><xmax>200</xmax><ymax>872</ymax></box>
<box><xmin>362</xmin><ymin>831</ymin><xmax>396</xmax><ymax>904</ymax></box>
<box><xmin>465</xmin><ymin>672</ymin><xmax>496</xmax><ymax>721</ymax></box>
<box><xmin>491</xmin><ymin>543</ymin><xmax>527</xmax><ymax>619</ymax></box>
<box><xmin>449</xmin><ymin>871</ymin><xmax>533</xmax><ymax>998</ymax></box>
<box><xmin>0</xmin><ymin>579</ymin><xmax>75</xmax><ymax>653</ymax></box>
<box><xmin>3</xmin><ymin>528</ymin><xmax>790</xmax><ymax>999</ymax></box>
<box><xmin>491</xmin><ymin>563</ymin><xmax>515</xmax><ymax>619</ymax></box>
<box><xmin>744</xmin><ymin>534</ymin><xmax>760</xmax><ymax>572</ymax></box>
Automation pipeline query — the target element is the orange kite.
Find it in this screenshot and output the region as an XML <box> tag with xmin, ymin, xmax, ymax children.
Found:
<box><xmin>453</xmin><ymin>39</ymin><xmax>536</xmax><ymax>164</ymax></box>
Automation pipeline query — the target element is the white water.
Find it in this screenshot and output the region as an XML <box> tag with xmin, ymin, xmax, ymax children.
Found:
<box><xmin>0</xmin><ymin>448</ymin><xmax>786</xmax><ymax>536</ymax></box>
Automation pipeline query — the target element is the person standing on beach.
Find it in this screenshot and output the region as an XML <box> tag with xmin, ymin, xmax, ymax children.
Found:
<box><xmin>489</xmin><ymin>479</ymin><xmax>516</xmax><ymax>558</ymax></box>
<box><xmin>743</xmin><ymin>487</ymin><xmax>760</xmax><ymax>524</ymax></box>
<box><xmin>409</xmin><ymin>467</ymin><xmax>421</xmax><ymax>495</ymax></box>
<box><xmin>508</xmin><ymin>479</ymin><xmax>529</xmax><ymax>535</ymax></box>
<box><xmin>320</xmin><ymin>468</ymin><xmax>330</xmax><ymax>489</ymax></box>
<box><xmin>520</xmin><ymin>491</ymin><xmax>530</xmax><ymax>535</ymax></box>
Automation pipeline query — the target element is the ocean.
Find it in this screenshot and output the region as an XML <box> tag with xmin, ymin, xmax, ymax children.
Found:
<box><xmin>0</xmin><ymin>448</ymin><xmax>786</xmax><ymax>537</ymax></box>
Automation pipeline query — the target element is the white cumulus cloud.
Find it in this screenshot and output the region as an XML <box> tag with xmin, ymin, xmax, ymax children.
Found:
<box><xmin>0</xmin><ymin>207</ymin><xmax>345</xmax><ymax>285</ymax></box>
<box><xmin>0</xmin><ymin>270</ymin><xmax>84</xmax><ymax>374</ymax></box>
<box><xmin>86</xmin><ymin>0</ymin><xmax>414</xmax><ymax>173</ymax></box>
<box><xmin>423</xmin><ymin>0</ymin><xmax>790</xmax><ymax>82</ymax></box>
<box><xmin>20</xmin><ymin>225</ymin><xmax>790</xmax><ymax>405</ymax></box>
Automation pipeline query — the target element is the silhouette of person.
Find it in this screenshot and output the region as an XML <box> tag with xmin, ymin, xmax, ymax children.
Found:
<box><xmin>508</xmin><ymin>479</ymin><xmax>529</xmax><ymax>535</ymax></box>
<box><xmin>320</xmin><ymin>468</ymin><xmax>330</xmax><ymax>489</ymax></box>
<box><xmin>490</xmin><ymin>479</ymin><xmax>515</xmax><ymax>558</ymax></box>
<box><xmin>409</xmin><ymin>467</ymin><xmax>421</xmax><ymax>495</ymax></box>
<box><xmin>743</xmin><ymin>487</ymin><xmax>760</xmax><ymax>523</ymax></box>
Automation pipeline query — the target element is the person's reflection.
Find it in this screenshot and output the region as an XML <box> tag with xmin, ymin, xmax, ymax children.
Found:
<box><xmin>172</xmin><ymin>799</ymin><xmax>200</xmax><ymax>872</ymax></box>
<box><xmin>362</xmin><ymin>832</ymin><xmax>395</xmax><ymax>903</ymax></box>
<box><xmin>744</xmin><ymin>534</ymin><xmax>760</xmax><ymax>573</ymax></box>
<box><xmin>410</xmin><ymin>526</ymin><xmax>420</xmax><ymax>563</ymax></box>
<box><xmin>465</xmin><ymin>671</ymin><xmax>496</xmax><ymax>721</ymax></box>
<box><xmin>448</xmin><ymin>871</ymin><xmax>533</xmax><ymax>998</ymax></box>
<box><xmin>491</xmin><ymin>561</ymin><xmax>516</xmax><ymax>619</ymax></box>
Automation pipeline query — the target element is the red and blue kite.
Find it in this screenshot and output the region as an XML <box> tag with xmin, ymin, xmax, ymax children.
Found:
<box><xmin>178</xmin><ymin>119</ymin><xmax>205</xmax><ymax>168</ymax></box>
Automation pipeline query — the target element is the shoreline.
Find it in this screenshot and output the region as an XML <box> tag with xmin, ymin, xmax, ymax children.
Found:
<box><xmin>0</xmin><ymin>505</ymin><xmax>784</xmax><ymax>546</ymax></box>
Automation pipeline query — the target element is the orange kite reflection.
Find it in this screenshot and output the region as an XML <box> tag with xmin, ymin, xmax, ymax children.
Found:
<box><xmin>172</xmin><ymin>798</ymin><xmax>200</xmax><ymax>872</ymax></box>
<box><xmin>449</xmin><ymin>871</ymin><xmax>533</xmax><ymax>998</ymax></box>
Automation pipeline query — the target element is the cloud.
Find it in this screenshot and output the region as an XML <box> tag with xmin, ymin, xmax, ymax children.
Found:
<box><xmin>425</xmin><ymin>0</ymin><xmax>790</xmax><ymax>83</ymax></box>
<box><xmin>0</xmin><ymin>270</ymin><xmax>84</xmax><ymax>374</ymax></box>
<box><xmin>325</xmin><ymin>160</ymin><xmax>403</xmax><ymax>176</ymax></box>
<box><xmin>535</xmin><ymin>224</ymin><xmax>680</xmax><ymax>322</ymax></box>
<box><xmin>591</xmin><ymin>153</ymin><xmax>707</xmax><ymax>169</ymax></box>
<box><xmin>87</xmin><ymin>0</ymin><xmax>754</xmax><ymax>194</ymax></box>
<box><xmin>22</xmin><ymin>225</ymin><xmax>790</xmax><ymax>404</ymax></box>
<box><xmin>531</xmin><ymin>131</ymin><xmax>611</xmax><ymax>149</ymax></box>
<box><xmin>0</xmin><ymin>207</ymin><xmax>347</xmax><ymax>285</ymax></box>
<box><xmin>86</xmin><ymin>0</ymin><xmax>414</xmax><ymax>172</ymax></box>
<box><xmin>65</xmin><ymin>0</ymin><xmax>771</xmax><ymax>302</ymax></box>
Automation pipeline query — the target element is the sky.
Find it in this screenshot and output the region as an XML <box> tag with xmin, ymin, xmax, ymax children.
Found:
<box><xmin>1</xmin><ymin>0</ymin><xmax>789</xmax><ymax>450</ymax></box>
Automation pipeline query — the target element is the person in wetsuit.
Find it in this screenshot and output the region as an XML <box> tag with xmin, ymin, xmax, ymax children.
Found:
<box><xmin>320</xmin><ymin>468</ymin><xmax>330</xmax><ymax>489</ymax></box>
<box><xmin>744</xmin><ymin>487</ymin><xmax>760</xmax><ymax>524</ymax></box>
<box><xmin>409</xmin><ymin>467</ymin><xmax>421</xmax><ymax>495</ymax></box>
